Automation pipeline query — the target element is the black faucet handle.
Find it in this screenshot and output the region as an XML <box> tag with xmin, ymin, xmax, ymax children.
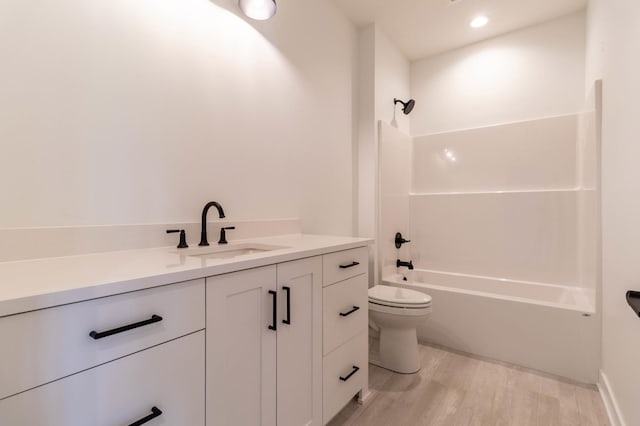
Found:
<box><xmin>166</xmin><ymin>229</ymin><xmax>189</xmax><ymax>249</ymax></box>
<box><xmin>218</xmin><ymin>226</ymin><xmax>236</xmax><ymax>245</ymax></box>
<box><xmin>395</xmin><ymin>232</ymin><xmax>411</xmax><ymax>249</ymax></box>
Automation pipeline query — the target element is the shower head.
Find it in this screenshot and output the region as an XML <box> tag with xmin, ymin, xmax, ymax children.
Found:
<box><xmin>394</xmin><ymin>98</ymin><xmax>416</xmax><ymax>115</ymax></box>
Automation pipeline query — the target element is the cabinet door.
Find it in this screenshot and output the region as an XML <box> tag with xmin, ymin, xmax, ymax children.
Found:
<box><xmin>276</xmin><ymin>257</ymin><xmax>322</xmax><ymax>426</ymax></box>
<box><xmin>0</xmin><ymin>331</ymin><xmax>205</xmax><ymax>426</ymax></box>
<box><xmin>206</xmin><ymin>266</ymin><xmax>277</xmax><ymax>426</ymax></box>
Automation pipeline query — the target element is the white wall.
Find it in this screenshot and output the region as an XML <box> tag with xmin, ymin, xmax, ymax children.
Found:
<box><xmin>357</xmin><ymin>25</ymin><xmax>410</xmax><ymax>239</ymax></box>
<box><xmin>587</xmin><ymin>1</ymin><xmax>640</xmax><ymax>425</ymax></box>
<box><xmin>0</xmin><ymin>0</ymin><xmax>356</xmax><ymax>235</ymax></box>
<box><xmin>374</xmin><ymin>29</ymin><xmax>411</xmax><ymax>136</ymax></box>
<box><xmin>356</xmin><ymin>26</ymin><xmax>376</xmax><ymax>240</ymax></box>
<box><xmin>410</xmin><ymin>12</ymin><xmax>586</xmax><ymax>135</ymax></box>
<box><xmin>356</xmin><ymin>25</ymin><xmax>410</xmax><ymax>283</ymax></box>
<box><xmin>585</xmin><ymin>1</ymin><xmax>605</xmax><ymax>90</ymax></box>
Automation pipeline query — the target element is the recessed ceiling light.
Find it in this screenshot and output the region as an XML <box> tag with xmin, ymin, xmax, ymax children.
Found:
<box><xmin>470</xmin><ymin>15</ymin><xmax>489</xmax><ymax>28</ymax></box>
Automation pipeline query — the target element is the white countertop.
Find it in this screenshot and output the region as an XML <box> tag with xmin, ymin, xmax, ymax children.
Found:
<box><xmin>0</xmin><ymin>234</ymin><xmax>372</xmax><ymax>318</ymax></box>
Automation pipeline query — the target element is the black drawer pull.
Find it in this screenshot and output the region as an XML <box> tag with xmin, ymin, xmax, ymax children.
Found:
<box><xmin>283</xmin><ymin>286</ymin><xmax>291</xmax><ymax>325</ymax></box>
<box><xmin>339</xmin><ymin>261</ymin><xmax>360</xmax><ymax>269</ymax></box>
<box><xmin>339</xmin><ymin>365</ymin><xmax>360</xmax><ymax>382</ymax></box>
<box><xmin>129</xmin><ymin>406</ymin><xmax>162</xmax><ymax>426</ymax></box>
<box><xmin>89</xmin><ymin>315</ymin><xmax>163</xmax><ymax>340</ymax></box>
<box><xmin>339</xmin><ymin>306</ymin><xmax>360</xmax><ymax>317</ymax></box>
<box><xmin>268</xmin><ymin>290</ymin><xmax>277</xmax><ymax>331</ymax></box>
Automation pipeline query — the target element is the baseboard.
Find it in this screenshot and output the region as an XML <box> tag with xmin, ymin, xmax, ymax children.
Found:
<box><xmin>598</xmin><ymin>370</ymin><xmax>625</xmax><ymax>426</ymax></box>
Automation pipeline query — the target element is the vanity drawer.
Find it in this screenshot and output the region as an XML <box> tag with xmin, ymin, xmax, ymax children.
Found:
<box><xmin>323</xmin><ymin>332</ymin><xmax>367</xmax><ymax>423</ymax></box>
<box><xmin>0</xmin><ymin>331</ymin><xmax>205</xmax><ymax>425</ymax></box>
<box><xmin>323</xmin><ymin>247</ymin><xmax>368</xmax><ymax>286</ymax></box>
<box><xmin>0</xmin><ymin>279</ymin><xmax>204</xmax><ymax>400</ymax></box>
<box><xmin>323</xmin><ymin>274</ymin><xmax>368</xmax><ymax>356</ymax></box>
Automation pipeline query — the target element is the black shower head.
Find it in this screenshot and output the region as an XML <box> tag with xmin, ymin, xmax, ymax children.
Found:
<box><xmin>394</xmin><ymin>98</ymin><xmax>416</xmax><ymax>115</ymax></box>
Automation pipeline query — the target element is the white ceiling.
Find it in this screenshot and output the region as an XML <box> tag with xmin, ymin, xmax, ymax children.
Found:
<box><xmin>330</xmin><ymin>0</ymin><xmax>587</xmax><ymax>61</ymax></box>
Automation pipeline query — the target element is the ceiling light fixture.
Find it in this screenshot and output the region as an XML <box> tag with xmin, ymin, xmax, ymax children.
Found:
<box><xmin>470</xmin><ymin>15</ymin><xmax>489</xmax><ymax>28</ymax></box>
<box><xmin>238</xmin><ymin>0</ymin><xmax>277</xmax><ymax>21</ymax></box>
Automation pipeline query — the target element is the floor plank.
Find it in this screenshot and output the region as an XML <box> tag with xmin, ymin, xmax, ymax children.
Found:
<box><xmin>329</xmin><ymin>343</ymin><xmax>610</xmax><ymax>426</ymax></box>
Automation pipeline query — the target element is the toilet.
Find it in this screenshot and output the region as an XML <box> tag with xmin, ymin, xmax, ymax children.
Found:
<box><xmin>368</xmin><ymin>285</ymin><xmax>432</xmax><ymax>374</ymax></box>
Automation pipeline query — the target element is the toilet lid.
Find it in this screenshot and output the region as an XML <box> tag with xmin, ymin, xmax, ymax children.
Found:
<box><xmin>368</xmin><ymin>285</ymin><xmax>432</xmax><ymax>307</ymax></box>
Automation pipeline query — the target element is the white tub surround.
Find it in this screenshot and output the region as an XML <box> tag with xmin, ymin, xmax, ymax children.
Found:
<box><xmin>378</xmin><ymin>122</ymin><xmax>412</xmax><ymax>281</ymax></box>
<box><xmin>385</xmin><ymin>271</ymin><xmax>599</xmax><ymax>383</ymax></box>
<box><xmin>376</xmin><ymin>104</ymin><xmax>601</xmax><ymax>384</ymax></box>
<box><xmin>408</xmin><ymin>190</ymin><xmax>579</xmax><ymax>285</ymax></box>
<box><xmin>408</xmin><ymin>114</ymin><xmax>594</xmax><ymax>287</ymax></box>
<box><xmin>0</xmin><ymin>234</ymin><xmax>372</xmax><ymax>426</ymax></box>
<box><xmin>412</xmin><ymin>115</ymin><xmax>579</xmax><ymax>194</ymax></box>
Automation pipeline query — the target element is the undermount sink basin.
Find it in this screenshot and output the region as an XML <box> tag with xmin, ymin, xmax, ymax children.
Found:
<box><xmin>175</xmin><ymin>243</ymin><xmax>288</xmax><ymax>260</ymax></box>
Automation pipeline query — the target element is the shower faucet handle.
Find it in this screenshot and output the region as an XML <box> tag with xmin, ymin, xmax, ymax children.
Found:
<box><xmin>395</xmin><ymin>232</ymin><xmax>411</xmax><ymax>249</ymax></box>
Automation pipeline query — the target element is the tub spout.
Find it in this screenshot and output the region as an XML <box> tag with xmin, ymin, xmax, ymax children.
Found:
<box><xmin>397</xmin><ymin>259</ymin><xmax>414</xmax><ymax>270</ymax></box>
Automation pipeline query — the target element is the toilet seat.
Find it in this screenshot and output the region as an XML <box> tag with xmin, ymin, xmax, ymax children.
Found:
<box><xmin>368</xmin><ymin>300</ymin><xmax>431</xmax><ymax>316</ymax></box>
<box><xmin>368</xmin><ymin>285</ymin><xmax>432</xmax><ymax>308</ymax></box>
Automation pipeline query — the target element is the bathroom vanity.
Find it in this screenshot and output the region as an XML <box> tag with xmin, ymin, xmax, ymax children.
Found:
<box><xmin>0</xmin><ymin>234</ymin><xmax>371</xmax><ymax>425</ymax></box>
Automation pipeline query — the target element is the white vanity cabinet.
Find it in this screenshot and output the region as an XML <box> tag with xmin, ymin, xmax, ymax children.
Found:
<box><xmin>0</xmin><ymin>279</ymin><xmax>205</xmax><ymax>400</ymax></box>
<box><xmin>0</xmin><ymin>331</ymin><xmax>205</xmax><ymax>426</ymax></box>
<box><xmin>0</xmin><ymin>279</ymin><xmax>206</xmax><ymax>426</ymax></box>
<box><xmin>321</xmin><ymin>247</ymin><xmax>369</xmax><ymax>424</ymax></box>
<box><xmin>206</xmin><ymin>256</ymin><xmax>323</xmax><ymax>426</ymax></box>
<box><xmin>206</xmin><ymin>265</ymin><xmax>277</xmax><ymax>426</ymax></box>
<box><xmin>0</xmin><ymin>237</ymin><xmax>370</xmax><ymax>426</ymax></box>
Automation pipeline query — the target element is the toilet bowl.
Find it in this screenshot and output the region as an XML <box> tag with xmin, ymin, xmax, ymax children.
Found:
<box><xmin>368</xmin><ymin>285</ymin><xmax>432</xmax><ymax>374</ymax></box>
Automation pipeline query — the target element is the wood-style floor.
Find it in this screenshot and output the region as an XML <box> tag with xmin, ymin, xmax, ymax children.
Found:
<box><xmin>329</xmin><ymin>343</ymin><xmax>610</xmax><ymax>426</ymax></box>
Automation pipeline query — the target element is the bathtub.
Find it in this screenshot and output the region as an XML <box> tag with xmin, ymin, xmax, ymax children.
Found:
<box><xmin>383</xmin><ymin>269</ymin><xmax>600</xmax><ymax>383</ymax></box>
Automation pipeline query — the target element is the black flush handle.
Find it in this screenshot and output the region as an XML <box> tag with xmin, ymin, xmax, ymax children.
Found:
<box><xmin>339</xmin><ymin>261</ymin><xmax>360</xmax><ymax>269</ymax></box>
<box><xmin>89</xmin><ymin>315</ymin><xmax>163</xmax><ymax>340</ymax></box>
<box><xmin>129</xmin><ymin>406</ymin><xmax>163</xmax><ymax>426</ymax></box>
<box><xmin>339</xmin><ymin>306</ymin><xmax>360</xmax><ymax>317</ymax></box>
<box><xmin>339</xmin><ymin>365</ymin><xmax>360</xmax><ymax>382</ymax></box>
<box><xmin>626</xmin><ymin>290</ymin><xmax>640</xmax><ymax>317</ymax></box>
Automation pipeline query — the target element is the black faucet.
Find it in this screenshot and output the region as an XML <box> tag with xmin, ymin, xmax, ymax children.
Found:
<box><xmin>397</xmin><ymin>259</ymin><xmax>414</xmax><ymax>270</ymax></box>
<box><xmin>166</xmin><ymin>229</ymin><xmax>188</xmax><ymax>249</ymax></box>
<box><xmin>199</xmin><ymin>201</ymin><xmax>226</xmax><ymax>246</ymax></box>
<box><xmin>218</xmin><ymin>226</ymin><xmax>235</xmax><ymax>244</ymax></box>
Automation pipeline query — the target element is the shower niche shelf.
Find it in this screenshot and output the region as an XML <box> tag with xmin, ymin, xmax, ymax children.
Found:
<box><xmin>626</xmin><ymin>290</ymin><xmax>640</xmax><ymax>317</ymax></box>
